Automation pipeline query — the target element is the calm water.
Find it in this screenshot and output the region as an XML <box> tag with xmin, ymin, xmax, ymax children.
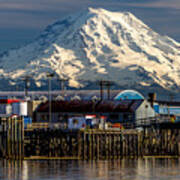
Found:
<box><xmin>1</xmin><ymin>159</ymin><xmax>180</xmax><ymax>180</ymax></box>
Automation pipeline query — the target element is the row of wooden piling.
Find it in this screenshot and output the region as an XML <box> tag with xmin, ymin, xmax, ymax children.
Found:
<box><xmin>142</xmin><ymin>128</ymin><xmax>180</xmax><ymax>156</ymax></box>
<box><xmin>0</xmin><ymin>117</ymin><xmax>24</xmax><ymax>160</ymax></box>
<box><xmin>23</xmin><ymin>128</ymin><xmax>180</xmax><ymax>159</ymax></box>
<box><xmin>24</xmin><ymin>129</ymin><xmax>79</xmax><ymax>158</ymax></box>
<box><xmin>79</xmin><ymin>130</ymin><xmax>140</xmax><ymax>159</ymax></box>
<box><xmin>1</xmin><ymin>117</ymin><xmax>180</xmax><ymax>160</ymax></box>
<box><xmin>23</xmin><ymin>129</ymin><xmax>140</xmax><ymax>159</ymax></box>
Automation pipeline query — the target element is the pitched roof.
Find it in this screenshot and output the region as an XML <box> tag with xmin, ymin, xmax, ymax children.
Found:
<box><xmin>37</xmin><ymin>99</ymin><xmax>143</xmax><ymax>113</ymax></box>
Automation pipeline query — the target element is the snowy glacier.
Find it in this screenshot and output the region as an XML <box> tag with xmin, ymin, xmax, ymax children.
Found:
<box><xmin>0</xmin><ymin>8</ymin><xmax>180</xmax><ymax>92</ymax></box>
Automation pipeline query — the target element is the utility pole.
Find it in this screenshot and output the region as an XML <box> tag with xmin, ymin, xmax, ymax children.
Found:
<box><xmin>22</xmin><ymin>76</ymin><xmax>31</xmax><ymax>97</ymax></box>
<box><xmin>98</xmin><ymin>80</ymin><xmax>113</xmax><ymax>100</ymax></box>
<box><xmin>99</xmin><ymin>80</ymin><xmax>104</xmax><ymax>100</ymax></box>
<box><xmin>106</xmin><ymin>81</ymin><xmax>112</xmax><ymax>100</ymax></box>
<box><xmin>47</xmin><ymin>73</ymin><xmax>54</xmax><ymax>123</ymax></box>
<box><xmin>59</xmin><ymin>78</ymin><xmax>69</xmax><ymax>98</ymax></box>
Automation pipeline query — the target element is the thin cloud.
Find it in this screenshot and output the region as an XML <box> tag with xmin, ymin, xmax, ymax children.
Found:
<box><xmin>0</xmin><ymin>0</ymin><xmax>180</xmax><ymax>51</ymax></box>
<box><xmin>1</xmin><ymin>0</ymin><xmax>180</xmax><ymax>12</ymax></box>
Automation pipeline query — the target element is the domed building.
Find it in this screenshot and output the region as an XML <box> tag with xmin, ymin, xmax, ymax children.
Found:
<box><xmin>114</xmin><ymin>90</ymin><xmax>144</xmax><ymax>100</ymax></box>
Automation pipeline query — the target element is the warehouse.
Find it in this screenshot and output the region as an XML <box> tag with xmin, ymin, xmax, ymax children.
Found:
<box><xmin>34</xmin><ymin>98</ymin><xmax>155</xmax><ymax>128</ymax></box>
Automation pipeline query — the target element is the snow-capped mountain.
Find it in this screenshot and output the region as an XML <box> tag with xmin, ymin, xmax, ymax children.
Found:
<box><xmin>0</xmin><ymin>8</ymin><xmax>180</xmax><ymax>92</ymax></box>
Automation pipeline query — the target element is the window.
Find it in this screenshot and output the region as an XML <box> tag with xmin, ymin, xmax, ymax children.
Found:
<box><xmin>108</xmin><ymin>114</ymin><xmax>119</xmax><ymax>123</ymax></box>
<box><xmin>123</xmin><ymin>113</ymin><xmax>133</xmax><ymax>122</ymax></box>
<box><xmin>41</xmin><ymin>114</ymin><xmax>48</xmax><ymax>122</ymax></box>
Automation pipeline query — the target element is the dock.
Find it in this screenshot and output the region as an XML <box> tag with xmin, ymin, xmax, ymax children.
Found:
<box><xmin>1</xmin><ymin>116</ymin><xmax>180</xmax><ymax>160</ymax></box>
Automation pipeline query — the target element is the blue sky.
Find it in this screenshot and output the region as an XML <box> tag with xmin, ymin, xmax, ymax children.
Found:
<box><xmin>0</xmin><ymin>0</ymin><xmax>180</xmax><ymax>52</ymax></box>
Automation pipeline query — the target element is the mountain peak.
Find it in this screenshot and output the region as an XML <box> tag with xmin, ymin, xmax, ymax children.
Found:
<box><xmin>0</xmin><ymin>8</ymin><xmax>180</xmax><ymax>92</ymax></box>
<box><xmin>87</xmin><ymin>7</ymin><xmax>130</xmax><ymax>16</ymax></box>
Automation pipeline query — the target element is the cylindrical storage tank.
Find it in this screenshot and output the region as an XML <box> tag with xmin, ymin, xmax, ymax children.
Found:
<box><xmin>12</xmin><ymin>102</ymin><xmax>28</xmax><ymax>116</ymax></box>
<box><xmin>12</xmin><ymin>103</ymin><xmax>19</xmax><ymax>115</ymax></box>
<box><xmin>0</xmin><ymin>104</ymin><xmax>6</xmax><ymax>114</ymax></box>
<box><xmin>6</xmin><ymin>104</ymin><xmax>12</xmax><ymax>115</ymax></box>
<box><xmin>0</xmin><ymin>104</ymin><xmax>12</xmax><ymax>115</ymax></box>
<box><xmin>19</xmin><ymin>102</ymin><xmax>28</xmax><ymax>116</ymax></box>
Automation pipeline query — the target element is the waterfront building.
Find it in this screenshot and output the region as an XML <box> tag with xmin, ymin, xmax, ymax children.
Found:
<box><xmin>34</xmin><ymin>99</ymin><xmax>155</xmax><ymax>127</ymax></box>
<box><xmin>154</xmin><ymin>100</ymin><xmax>180</xmax><ymax>122</ymax></box>
<box><xmin>0</xmin><ymin>89</ymin><xmax>157</xmax><ymax>128</ymax></box>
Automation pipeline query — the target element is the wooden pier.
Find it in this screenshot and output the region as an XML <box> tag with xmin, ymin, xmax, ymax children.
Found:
<box><xmin>0</xmin><ymin>116</ymin><xmax>24</xmax><ymax>160</ymax></box>
<box><xmin>23</xmin><ymin>128</ymin><xmax>180</xmax><ymax>160</ymax></box>
<box><xmin>24</xmin><ymin>129</ymin><xmax>140</xmax><ymax>160</ymax></box>
<box><xmin>1</xmin><ymin>117</ymin><xmax>180</xmax><ymax>160</ymax></box>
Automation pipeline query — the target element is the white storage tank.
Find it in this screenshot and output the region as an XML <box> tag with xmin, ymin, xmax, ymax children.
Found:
<box><xmin>12</xmin><ymin>102</ymin><xmax>28</xmax><ymax>116</ymax></box>
<box><xmin>0</xmin><ymin>104</ymin><xmax>12</xmax><ymax>115</ymax></box>
<box><xmin>0</xmin><ymin>104</ymin><xmax>6</xmax><ymax>114</ymax></box>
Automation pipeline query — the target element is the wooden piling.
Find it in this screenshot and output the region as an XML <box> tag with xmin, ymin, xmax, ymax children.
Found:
<box><xmin>2</xmin><ymin>121</ymin><xmax>180</xmax><ymax>160</ymax></box>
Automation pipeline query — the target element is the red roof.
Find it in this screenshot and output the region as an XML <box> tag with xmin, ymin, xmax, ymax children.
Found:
<box><xmin>0</xmin><ymin>99</ymin><xmax>21</xmax><ymax>104</ymax></box>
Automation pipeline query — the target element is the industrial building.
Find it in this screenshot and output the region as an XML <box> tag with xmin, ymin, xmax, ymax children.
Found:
<box><xmin>33</xmin><ymin>89</ymin><xmax>155</xmax><ymax>128</ymax></box>
<box><xmin>35</xmin><ymin>99</ymin><xmax>155</xmax><ymax>124</ymax></box>
<box><xmin>0</xmin><ymin>89</ymin><xmax>158</xmax><ymax>129</ymax></box>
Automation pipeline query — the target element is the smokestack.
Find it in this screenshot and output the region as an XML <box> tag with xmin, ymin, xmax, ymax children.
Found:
<box><xmin>148</xmin><ymin>93</ymin><xmax>156</xmax><ymax>108</ymax></box>
<box><xmin>107</xmin><ymin>82</ymin><xmax>111</xmax><ymax>100</ymax></box>
<box><xmin>100</xmin><ymin>81</ymin><xmax>104</xmax><ymax>101</ymax></box>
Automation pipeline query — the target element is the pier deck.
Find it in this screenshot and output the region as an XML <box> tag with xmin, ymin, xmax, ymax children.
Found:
<box><xmin>1</xmin><ymin>117</ymin><xmax>180</xmax><ymax>160</ymax></box>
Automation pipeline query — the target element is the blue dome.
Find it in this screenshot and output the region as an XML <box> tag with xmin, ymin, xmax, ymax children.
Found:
<box><xmin>114</xmin><ymin>90</ymin><xmax>144</xmax><ymax>100</ymax></box>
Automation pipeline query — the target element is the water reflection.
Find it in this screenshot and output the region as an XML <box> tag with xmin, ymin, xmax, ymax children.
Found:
<box><xmin>0</xmin><ymin>158</ymin><xmax>180</xmax><ymax>180</ymax></box>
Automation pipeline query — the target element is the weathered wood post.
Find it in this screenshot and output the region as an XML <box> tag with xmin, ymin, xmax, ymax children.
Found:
<box><xmin>178</xmin><ymin>130</ymin><xmax>180</xmax><ymax>156</ymax></box>
<box><xmin>19</xmin><ymin>116</ymin><xmax>24</xmax><ymax>160</ymax></box>
<box><xmin>78</xmin><ymin>130</ymin><xmax>82</xmax><ymax>159</ymax></box>
<box><xmin>97</xmin><ymin>133</ymin><xmax>100</xmax><ymax>160</ymax></box>
<box><xmin>1</xmin><ymin>118</ymin><xmax>7</xmax><ymax>158</ymax></box>
<box><xmin>7</xmin><ymin>117</ymin><xmax>11</xmax><ymax>159</ymax></box>
<box><xmin>137</xmin><ymin>131</ymin><xmax>142</xmax><ymax>156</ymax></box>
<box><xmin>83</xmin><ymin>131</ymin><xmax>87</xmax><ymax>160</ymax></box>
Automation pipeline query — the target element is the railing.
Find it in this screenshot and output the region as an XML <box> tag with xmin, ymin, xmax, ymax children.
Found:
<box><xmin>121</xmin><ymin>116</ymin><xmax>172</xmax><ymax>129</ymax></box>
<box><xmin>135</xmin><ymin>116</ymin><xmax>171</xmax><ymax>127</ymax></box>
<box><xmin>26</xmin><ymin>116</ymin><xmax>172</xmax><ymax>131</ymax></box>
<box><xmin>28</xmin><ymin>123</ymin><xmax>49</xmax><ymax>130</ymax></box>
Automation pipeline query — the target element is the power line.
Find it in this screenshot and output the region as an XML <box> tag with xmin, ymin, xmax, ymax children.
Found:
<box><xmin>98</xmin><ymin>80</ymin><xmax>113</xmax><ymax>100</ymax></box>
<box><xmin>22</xmin><ymin>75</ymin><xmax>31</xmax><ymax>97</ymax></box>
